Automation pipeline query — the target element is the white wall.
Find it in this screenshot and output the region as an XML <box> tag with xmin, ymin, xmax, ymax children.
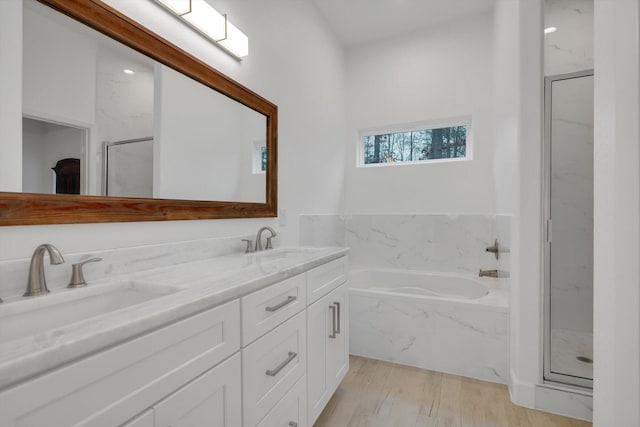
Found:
<box><xmin>593</xmin><ymin>0</ymin><xmax>640</xmax><ymax>424</ymax></box>
<box><xmin>22</xmin><ymin>118</ymin><xmax>47</xmax><ymax>193</ymax></box>
<box><xmin>22</xmin><ymin>1</ymin><xmax>96</xmax><ymax>125</ymax></box>
<box><xmin>492</xmin><ymin>0</ymin><xmax>546</xmax><ymax>410</ymax></box>
<box><xmin>0</xmin><ymin>0</ymin><xmax>22</xmax><ymax>192</ymax></box>
<box><xmin>0</xmin><ymin>0</ymin><xmax>345</xmax><ymax>261</ymax></box>
<box><xmin>344</xmin><ymin>12</ymin><xmax>495</xmax><ymax>214</ymax></box>
<box><xmin>154</xmin><ymin>64</ymin><xmax>264</xmax><ymax>202</ymax></box>
<box><xmin>517</xmin><ymin>0</ymin><xmax>545</xmax><ymax>407</ymax></box>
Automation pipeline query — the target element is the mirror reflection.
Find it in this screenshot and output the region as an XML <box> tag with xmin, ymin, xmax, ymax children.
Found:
<box><xmin>19</xmin><ymin>0</ymin><xmax>267</xmax><ymax>203</ymax></box>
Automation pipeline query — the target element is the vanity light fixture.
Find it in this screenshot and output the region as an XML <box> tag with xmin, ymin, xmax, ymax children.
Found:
<box><xmin>153</xmin><ymin>0</ymin><xmax>249</xmax><ymax>59</ymax></box>
<box><xmin>544</xmin><ymin>26</ymin><xmax>557</xmax><ymax>34</ymax></box>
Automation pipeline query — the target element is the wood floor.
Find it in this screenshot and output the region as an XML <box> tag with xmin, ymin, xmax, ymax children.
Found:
<box><xmin>314</xmin><ymin>356</ymin><xmax>592</xmax><ymax>427</ymax></box>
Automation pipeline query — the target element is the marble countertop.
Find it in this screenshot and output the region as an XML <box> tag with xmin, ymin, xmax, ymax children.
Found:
<box><xmin>0</xmin><ymin>246</ymin><xmax>348</xmax><ymax>390</ymax></box>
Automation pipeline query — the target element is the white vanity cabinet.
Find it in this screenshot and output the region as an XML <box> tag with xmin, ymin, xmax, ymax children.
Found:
<box><xmin>241</xmin><ymin>256</ymin><xmax>348</xmax><ymax>427</ymax></box>
<box><xmin>0</xmin><ymin>253</ymin><xmax>348</xmax><ymax>427</ymax></box>
<box><xmin>0</xmin><ymin>300</ymin><xmax>241</xmax><ymax>427</ymax></box>
<box><xmin>306</xmin><ymin>257</ymin><xmax>349</xmax><ymax>427</ymax></box>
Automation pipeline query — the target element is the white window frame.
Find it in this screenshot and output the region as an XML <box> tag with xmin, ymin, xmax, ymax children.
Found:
<box><xmin>356</xmin><ymin>116</ymin><xmax>473</xmax><ymax>168</ymax></box>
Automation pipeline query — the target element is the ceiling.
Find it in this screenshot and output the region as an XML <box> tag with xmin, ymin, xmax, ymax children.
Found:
<box><xmin>310</xmin><ymin>0</ymin><xmax>495</xmax><ymax>47</ymax></box>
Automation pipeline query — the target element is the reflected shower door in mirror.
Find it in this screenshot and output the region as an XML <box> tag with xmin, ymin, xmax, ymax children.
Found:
<box><xmin>104</xmin><ymin>138</ymin><xmax>154</xmax><ymax>198</ymax></box>
<box><xmin>544</xmin><ymin>70</ymin><xmax>594</xmax><ymax>388</ymax></box>
<box><xmin>18</xmin><ymin>0</ymin><xmax>267</xmax><ymax>203</ymax></box>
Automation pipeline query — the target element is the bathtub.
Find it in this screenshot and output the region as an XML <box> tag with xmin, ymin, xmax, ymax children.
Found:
<box><xmin>350</xmin><ymin>269</ymin><xmax>490</xmax><ymax>300</ymax></box>
<box><xmin>349</xmin><ymin>268</ymin><xmax>509</xmax><ymax>383</ymax></box>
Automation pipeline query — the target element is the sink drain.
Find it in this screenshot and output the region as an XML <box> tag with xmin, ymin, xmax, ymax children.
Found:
<box><xmin>576</xmin><ymin>356</ymin><xmax>593</xmax><ymax>364</ymax></box>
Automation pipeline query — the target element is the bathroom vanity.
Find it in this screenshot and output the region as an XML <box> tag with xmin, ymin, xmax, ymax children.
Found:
<box><xmin>0</xmin><ymin>247</ymin><xmax>348</xmax><ymax>427</ymax></box>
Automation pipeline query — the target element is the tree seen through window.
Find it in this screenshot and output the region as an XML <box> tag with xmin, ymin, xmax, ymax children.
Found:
<box><xmin>363</xmin><ymin>125</ymin><xmax>467</xmax><ymax>165</ymax></box>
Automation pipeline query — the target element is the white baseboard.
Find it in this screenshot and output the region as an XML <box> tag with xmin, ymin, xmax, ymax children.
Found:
<box><xmin>508</xmin><ymin>368</ymin><xmax>536</xmax><ymax>408</ymax></box>
<box><xmin>534</xmin><ymin>384</ymin><xmax>593</xmax><ymax>421</ymax></box>
<box><xmin>508</xmin><ymin>369</ymin><xmax>593</xmax><ymax>422</ymax></box>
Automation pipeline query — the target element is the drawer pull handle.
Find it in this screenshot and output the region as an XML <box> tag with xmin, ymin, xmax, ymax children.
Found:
<box><xmin>289</xmin><ymin>423</ymin><xmax>298</xmax><ymax>427</ymax></box>
<box><xmin>266</xmin><ymin>351</ymin><xmax>297</xmax><ymax>376</ymax></box>
<box><xmin>329</xmin><ymin>305</ymin><xmax>337</xmax><ymax>339</ymax></box>
<box><xmin>265</xmin><ymin>296</ymin><xmax>297</xmax><ymax>312</ymax></box>
<box><xmin>334</xmin><ymin>301</ymin><xmax>341</xmax><ymax>334</ymax></box>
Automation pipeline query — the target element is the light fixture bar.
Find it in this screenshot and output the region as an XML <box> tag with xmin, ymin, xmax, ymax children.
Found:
<box><xmin>153</xmin><ymin>0</ymin><xmax>249</xmax><ymax>59</ymax></box>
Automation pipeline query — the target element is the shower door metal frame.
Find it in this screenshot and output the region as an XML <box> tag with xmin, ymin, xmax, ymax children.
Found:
<box><xmin>543</xmin><ymin>69</ymin><xmax>594</xmax><ymax>389</ymax></box>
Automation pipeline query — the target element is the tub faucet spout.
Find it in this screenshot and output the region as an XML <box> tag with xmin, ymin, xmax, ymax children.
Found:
<box><xmin>479</xmin><ymin>269</ymin><xmax>498</xmax><ymax>278</ymax></box>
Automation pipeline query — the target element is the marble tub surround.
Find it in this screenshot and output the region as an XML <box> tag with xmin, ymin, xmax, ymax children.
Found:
<box><xmin>300</xmin><ymin>214</ymin><xmax>511</xmax><ymax>275</ymax></box>
<box><xmin>0</xmin><ymin>234</ymin><xmax>260</xmax><ymax>299</ymax></box>
<box><xmin>0</xmin><ymin>245</ymin><xmax>348</xmax><ymax>390</ymax></box>
<box><xmin>349</xmin><ymin>283</ymin><xmax>509</xmax><ymax>384</ymax></box>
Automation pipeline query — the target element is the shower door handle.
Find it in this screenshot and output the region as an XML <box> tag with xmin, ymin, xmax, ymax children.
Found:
<box><xmin>333</xmin><ymin>302</ymin><xmax>341</xmax><ymax>334</ymax></box>
<box><xmin>329</xmin><ymin>305</ymin><xmax>337</xmax><ymax>339</ymax></box>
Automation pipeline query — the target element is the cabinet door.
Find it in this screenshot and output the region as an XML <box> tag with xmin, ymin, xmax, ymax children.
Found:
<box><xmin>154</xmin><ymin>353</ymin><xmax>241</xmax><ymax>427</ymax></box>
<box><xmin>326</xmin><ymin>284</ymin><xmax>349</xmax><ymax>390</ymax></box>
<box><xmin>307</xmin><ymin>290</ymin><xmax>331</xmax><ymax>425</ymax></box>
<box><xmin>307</xmin><ymin>283</ymin><xmax>349</xmax><ymax>426</ymax></box>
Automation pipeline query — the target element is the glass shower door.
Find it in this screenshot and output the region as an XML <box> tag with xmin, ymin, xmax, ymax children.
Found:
<box><xmin>544</xmin><ymin>70</ymin><xmax>594</xmax><ymax>387</ymax></box>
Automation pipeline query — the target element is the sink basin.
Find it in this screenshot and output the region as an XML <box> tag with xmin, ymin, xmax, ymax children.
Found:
<box><xmin>0</xmin><ymin>281</ymin><xmax>179</xmax><ymax>344</ymax></box>
<box><xmin>247</xmin><ymin>247</ymin><xmax>325</xmax><ymax>261</ymax></box>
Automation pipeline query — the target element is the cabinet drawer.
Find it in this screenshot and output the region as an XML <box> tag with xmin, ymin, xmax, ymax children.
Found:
<box><xmin>256</xmin><ymin>375</ymin><xmax>307</xmax><ymax>427</ymax></box>
<box><xmin>306</xmin><ymin>256</ymin><xmax>347</xmax><ymax>305</ymax></box>
<box><xmin>242</xmin><ymin>311</ymin><xmax>307</xmax><ymax>427</ymax></box>
<box><xmin>0</xmin><ymin>300</ymin><xmax>240</xmax><ymax>427</ymax></box>
<box><xmin>242</xmin><ymin>273</ymin><xmax>306</xmax><ymax>346</ymax></box>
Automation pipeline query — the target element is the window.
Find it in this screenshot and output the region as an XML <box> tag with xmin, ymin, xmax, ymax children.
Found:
<box><xmin>253</xmin><ymin>140</ymin><xmax>267</xmax><ymax>174</ymax></box>
<box><xmin>260</xmin><ymin>146</ymin><xmax>267</xmax><ymax>172</ymax></box>
<box><xmin>358</xmin><ymin>118</ymin><xmax>471</xmax><ymax>167</ymax></box>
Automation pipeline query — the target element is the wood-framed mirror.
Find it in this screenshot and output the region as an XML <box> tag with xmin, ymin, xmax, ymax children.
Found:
<box><xmin>0</xmin><ymin>0</ymin><xmax>277</xmax><ymax>226</ymax></box>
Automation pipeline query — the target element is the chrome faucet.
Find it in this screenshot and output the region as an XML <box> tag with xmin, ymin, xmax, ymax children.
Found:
<box><xmin>485</xmin><ymin>239</ymin><xmax>500</xmax><ymax>260</ymax></box>
<box><xmin>24</xmin><ymin>244</ymin><xmax>65</xmax><ymax>296</ymax></box>
<box><xmin>255</xmin><ymin>227</ymin><xmax>277</xmax><ymax>252</ymax></box>
<box><xmin>479</xmin><ymin>269</ymin><xmax>498</xmax><ymax>278</ymax></box>
<box><xmin>68</xmin><ymin>258</ymin><xmax>102</xmax><ymax>288</ymax></box>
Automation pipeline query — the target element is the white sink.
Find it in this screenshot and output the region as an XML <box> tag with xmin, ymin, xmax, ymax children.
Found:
<box><xmin>0</xmin><ymin>281</ymin><xmax>179</xmax><ymax>344</ymax></box>
<box><xmin>247</xmin><ymin>247</ymin><xmax>325</xmax><ymax>261</ymax></box>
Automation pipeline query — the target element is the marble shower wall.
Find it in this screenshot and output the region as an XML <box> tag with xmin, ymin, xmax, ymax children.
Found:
<box><xmin>544</xmin><ymin>0</ymin><xmax>594</xmax><ymax>76</ymax></box>
<box><xmin>300</xmin><ymin>214</ymin><xmax>511</xmax><ymax>275</ymax></box>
